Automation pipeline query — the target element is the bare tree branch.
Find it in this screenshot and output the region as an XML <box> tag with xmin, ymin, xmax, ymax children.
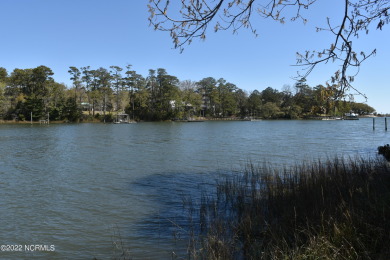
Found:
<box><xmin>148</xmin><ymin>0</ymin><xmax>389</xmax><ymax>99</ymax></box>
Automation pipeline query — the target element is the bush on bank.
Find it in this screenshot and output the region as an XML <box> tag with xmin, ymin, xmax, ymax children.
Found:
<box><xmin>378</xmin><ymin>144</ymin><xmax>390</xmax><ymax>161</ymax></box>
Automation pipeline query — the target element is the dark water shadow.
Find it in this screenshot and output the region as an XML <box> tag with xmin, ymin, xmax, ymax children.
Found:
<box><xmin>118</xmin><ymin>170</ymin><xmax>229</xmax><ymax>259</ymax></box>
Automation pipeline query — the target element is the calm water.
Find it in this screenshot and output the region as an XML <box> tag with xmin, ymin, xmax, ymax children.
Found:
<box><xmin>0</xmin><ymin>119</ymin><xmax>388</xmax><ymax>259</ymax></box>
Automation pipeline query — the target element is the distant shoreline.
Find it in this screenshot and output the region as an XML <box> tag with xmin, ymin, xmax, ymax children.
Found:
<box><xmin>0</xmin><ymin>115</ymin><xmax>385</xmax><ymax>125</ymax></box>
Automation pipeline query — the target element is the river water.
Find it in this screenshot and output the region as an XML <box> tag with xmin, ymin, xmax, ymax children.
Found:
<box><xmin>0</xmin><ymin>119</ymin><xmax>388</xmax><ymax>259</ymax></box>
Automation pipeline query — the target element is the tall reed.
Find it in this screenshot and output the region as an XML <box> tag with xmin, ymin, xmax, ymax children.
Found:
<box><xmin>184</xmin><ymin>157</ymin><xmax>390</xmax><ymax>259</ymax></box>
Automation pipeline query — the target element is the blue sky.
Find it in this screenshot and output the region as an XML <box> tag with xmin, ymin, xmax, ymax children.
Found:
<box><xmin>1</xmin><ymin>0</ymin><xmax>389</xmax><ymax>113</ymax></box>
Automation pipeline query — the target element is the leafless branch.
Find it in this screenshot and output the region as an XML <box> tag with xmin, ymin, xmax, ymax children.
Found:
<box><xmin>148</xmin><ymin>0</ymin><xmax>389</xmax><ymax>99</ymax></box>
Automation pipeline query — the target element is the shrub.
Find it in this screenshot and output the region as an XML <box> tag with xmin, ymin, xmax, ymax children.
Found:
<box><xmin>378</xmin><ymin>144</ymin><xmax>390</xmax><ymax>161</ymax></box>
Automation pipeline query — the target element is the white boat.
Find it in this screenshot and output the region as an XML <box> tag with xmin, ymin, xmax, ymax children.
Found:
<box><xmin>344</xmin><ymin>113</ymin><xmax>359</xmax><ymax>120</ymax></box>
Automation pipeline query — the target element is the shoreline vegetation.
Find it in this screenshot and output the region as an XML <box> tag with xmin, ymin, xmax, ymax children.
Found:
<box><xmin>178</xmin><ymin>156</ymin><xmax>390</xmax><ymax>259</ymax></box>
<box><xmin>0</xmin><ymin>114</ymin><xmax>386</xmax><ymax>125</ymax></box>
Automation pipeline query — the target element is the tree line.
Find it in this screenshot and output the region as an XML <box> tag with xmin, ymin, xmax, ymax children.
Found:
<box><xmin>0</xmin><ymin>65</ymin><xmax>375</xmax><ymax>122</ymax></box>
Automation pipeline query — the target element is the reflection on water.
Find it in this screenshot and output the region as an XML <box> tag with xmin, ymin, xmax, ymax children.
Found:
<box><xmin>0</xmin><ymin>119</ymin><xmax>387</xmax><ymax>259</ymax></box>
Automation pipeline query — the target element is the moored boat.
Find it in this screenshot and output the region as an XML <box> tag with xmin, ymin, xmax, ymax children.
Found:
<box><xmin>344</xmin><ymin>113</ymin><xmax>359</xmax><ymax>120</ymax></box>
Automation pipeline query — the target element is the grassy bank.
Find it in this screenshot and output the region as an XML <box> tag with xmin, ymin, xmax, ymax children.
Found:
<box><xmin>183</xmin><ymin>157</ymin><xmax>390</xmax><ymax>259</ymax></box>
